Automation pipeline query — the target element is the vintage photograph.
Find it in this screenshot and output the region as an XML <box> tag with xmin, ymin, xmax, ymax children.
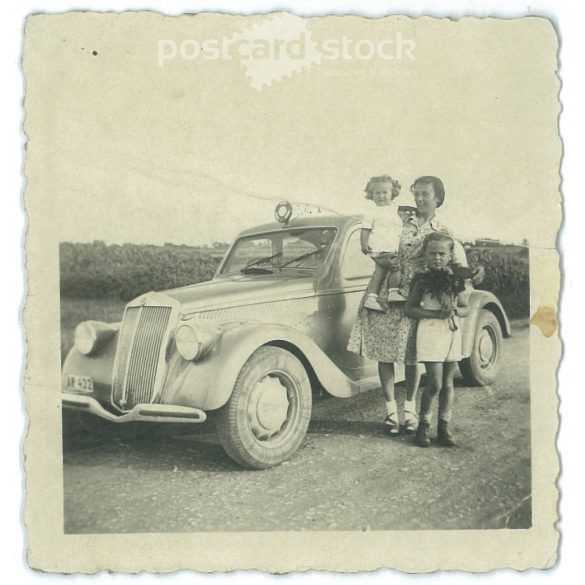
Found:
<box><xmin>23</xmin><ymin>10</ymin><xmax>560</xmax><ymax>572</ymax></box>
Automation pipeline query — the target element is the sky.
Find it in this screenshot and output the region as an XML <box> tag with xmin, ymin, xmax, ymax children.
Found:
<box><xmin>24</xmin><ymin>13</ymin><xmax>561</xmax><ymax>247</ymax></box>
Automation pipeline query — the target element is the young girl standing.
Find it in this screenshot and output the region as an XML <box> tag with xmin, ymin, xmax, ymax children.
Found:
<box><xmin>404</xmin><ymin>232</ymin><xmax>470</xmax><ymax>447</ymax></box>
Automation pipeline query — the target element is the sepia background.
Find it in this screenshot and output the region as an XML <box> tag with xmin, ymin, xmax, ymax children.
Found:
<box><xmin>24</xmin><ymin>13</ymin><xmax>559</xmax><ymax>247</ymax></box>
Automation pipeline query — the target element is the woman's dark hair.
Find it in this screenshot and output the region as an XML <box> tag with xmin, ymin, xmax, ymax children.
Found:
<box><xmin>422</xmin><ymin>231</ymin><xmax>454</xmax><ymax>252</ymax></box>
<box><xmin>364</xmin><ymin>176</ymin><xmax>401</xmax><ymax>200</ymax></box>
<box><xmin>410</xmin><ymin>176</ymin><xmax>445</xmax><ymax>207</ymax></box>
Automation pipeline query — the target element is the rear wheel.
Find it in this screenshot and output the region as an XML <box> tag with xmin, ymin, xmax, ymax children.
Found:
<box><xmin>459</xmin><ymin>310</ymin><xmax>503</xmax><ymax>386</ymax></box>
<box><xmin>216</xmin><ymin>346</ymin><xmax>312</xmax><ymax>469</ymax></box>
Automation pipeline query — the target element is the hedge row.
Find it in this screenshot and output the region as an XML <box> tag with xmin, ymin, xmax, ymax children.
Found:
<box><xmin>60</xmin><ymin>241</ymin><xmax>530</xmax><ymax>317</ymax></box>
<box><xmin>60</xmin><ymin>241</ymin><xmax>220</xmax><ymax>301</ymax></box>
<box><xmin>466</xmin><ymin>246</ymin><xmax>529</xmax><ymax>318</ymax></box>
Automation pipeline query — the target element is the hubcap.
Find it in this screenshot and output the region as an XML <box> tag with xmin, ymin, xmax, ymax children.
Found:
<box><xmin>248</xmin><ymin>374</ymin><xmax>290</xmax><ymax>441</ymax></box>
<box><xmin>478</xmin><ymin>328</ymin><xmax>496</xmax><ymax>367</ymax></box>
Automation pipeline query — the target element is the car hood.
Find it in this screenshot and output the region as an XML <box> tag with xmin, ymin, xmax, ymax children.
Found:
<box><xmin>160</xmin><ymin>273</ymin><xmax>317</xmax><ymax>314</ymax></box>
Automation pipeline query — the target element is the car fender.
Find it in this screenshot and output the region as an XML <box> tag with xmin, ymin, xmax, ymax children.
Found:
<box><xmin>161</xmin><ymin>321</ymin><xmax>362</xmax><ymax>411</ymax></box>
<box><xmin>461</xmin><ymin>290</ymin><xmax>511</xmax><ymax>358</ymax></box>
<box><xmin>61</xmin><ymin>335</ymin><xmax>118</xmax><ymax>404</ymax></box>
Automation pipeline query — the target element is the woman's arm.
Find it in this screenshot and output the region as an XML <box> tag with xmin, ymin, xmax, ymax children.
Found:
<box><xmin>360</xmin><ymin>228</ymin><xmax>372</xmax><ymax>255</ymax></box>
<box><xmin>452</xmin><ymin>238</ymin><xmax>485</xmax><ymax>286</ymax></box>
<box><xmin>404</xmin><ymin>281</ymin><xmax>450</xmax><ymax>320</ymax></box>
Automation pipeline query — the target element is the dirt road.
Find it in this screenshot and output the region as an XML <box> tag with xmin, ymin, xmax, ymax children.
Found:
<box><xmin>63</xmin><ymin>324</ymin><xmax>530</xmax><ymax>533</ymax></box>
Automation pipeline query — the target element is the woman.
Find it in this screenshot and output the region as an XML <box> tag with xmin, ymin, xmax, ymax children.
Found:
<box><xmin>347</xmin><ymin>175</ymin><xmax>477</xmax><ymax>436</ymax></box>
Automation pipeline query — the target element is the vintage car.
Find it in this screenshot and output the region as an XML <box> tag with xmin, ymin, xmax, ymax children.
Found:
<box><xmin>62</xmin><ymin>203</ymin><xmax>511</xmax><ymax>469</ymax></box>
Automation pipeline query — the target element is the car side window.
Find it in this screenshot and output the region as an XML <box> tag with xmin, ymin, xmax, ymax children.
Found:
<box><xmin>341</xmin><ymin>229</ymin><xmax>373</xmax><ymax>280</ymax></box>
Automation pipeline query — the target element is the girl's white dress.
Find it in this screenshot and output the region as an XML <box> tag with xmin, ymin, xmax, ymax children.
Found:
<box><xmin>416</xmin><ymin>292</ymin><xmax>463</xmax><ymax>362</ymax></box>
<box><xmin>363</xmin><ymin>201</ymin><xmax>402</xmax><ymax>254</ymax></box>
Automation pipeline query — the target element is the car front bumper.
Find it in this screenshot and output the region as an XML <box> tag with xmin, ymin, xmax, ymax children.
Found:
<box><xmin>62</xmin><ymin>394</ymin><xmax>207</xmax><ymax>424</ymax></box>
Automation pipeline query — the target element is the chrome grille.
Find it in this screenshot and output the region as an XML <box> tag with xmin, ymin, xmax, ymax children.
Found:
<box><xmin>112</xmin><ymin>305</ymin><xmax>172</xmax><ymax>410</ymax></box>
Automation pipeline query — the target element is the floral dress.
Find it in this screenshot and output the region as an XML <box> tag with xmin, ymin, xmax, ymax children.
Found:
<box><xmin>347</xmin><ymin>216</ymin><xmax>467</xmax><ymax>365</ymax></box>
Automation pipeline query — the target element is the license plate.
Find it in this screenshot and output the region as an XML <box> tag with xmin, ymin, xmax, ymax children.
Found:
<box><xmin>65</xmin><ymin>374</ymin><xmax>94</xmax><ymax>393</ymax></box>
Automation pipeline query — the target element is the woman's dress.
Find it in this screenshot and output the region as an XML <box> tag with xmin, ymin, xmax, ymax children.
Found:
<box><xmin>347</xmin><ymin>216</ymin><xmax>466</xmax><ymax>365</ymax></box>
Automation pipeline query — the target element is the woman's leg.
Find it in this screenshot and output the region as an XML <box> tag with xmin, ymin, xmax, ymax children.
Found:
<box><xmin>403</xmin><ymin>364</ymin><xmax>422</xmax><ymax>433</ymax></box>
<box><xmin>379</xmin><ymin>362</ymin><xmax>399</xmax><ymax>435</ymax></box>
<box><xmin>437</xmin><ymin>361</ymin><xmax>458</xmax><ymax>447</ymax></box>
<box><xmin>405</xmin><ymin>364</ymin><xmax>422</xmax><ymax>402</ymax></box>
<box><xmin>416</xmin><ymin>362</ymin><xmax>442</xmax><ymax>447</ymax></box>
<box><xmin>378</xmin><ymin>362</ymin><xmax>395</xmax><ymax>402</ymax></box>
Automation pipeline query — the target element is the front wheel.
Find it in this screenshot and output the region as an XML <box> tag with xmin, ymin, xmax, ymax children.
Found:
<box><xmin>215</xmin><ymin>346</ymin><xmax>312</xmax><ymax>469</ymax></box>
<box><xmin>459</xmin><ymin>310</ymin><xmax>503</xmax><ymax>386</ymax></box>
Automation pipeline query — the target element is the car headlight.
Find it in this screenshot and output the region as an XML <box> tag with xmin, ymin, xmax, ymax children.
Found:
<box><xmin>175</xmin><ymin>322</ymin><xmax>220</xmax><ymax>361</ymax></box>
<box><xmin>74</xmin><ymin>321</ymin><xmax>117</xmax><ymax>356</ymax></box>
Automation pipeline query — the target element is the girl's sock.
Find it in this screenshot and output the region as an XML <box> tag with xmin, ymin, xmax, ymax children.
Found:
<box><xmin>438</xmin><ymin>410</ymin><xmax>452</xmax><ymax>422</ymax></box>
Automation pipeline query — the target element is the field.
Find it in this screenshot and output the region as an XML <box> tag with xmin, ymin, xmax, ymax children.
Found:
<box><xmin>59</xmin><ymin>241</ymin><xmax>222</xmax><ymax>302</ymax></box>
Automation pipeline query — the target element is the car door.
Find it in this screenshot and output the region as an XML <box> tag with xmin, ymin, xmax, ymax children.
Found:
<box><xmin>318</xmin><ymin>226</ymin><xmax>378</xmax><ymax>383</ymax></box>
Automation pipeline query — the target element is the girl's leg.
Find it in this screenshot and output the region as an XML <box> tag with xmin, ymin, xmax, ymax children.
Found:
<box><xmin>364</xmin><ymin>264</ymin><xmax>387</xmax><ymax>311</ymax></box>
<box><xmin>386</xmin><ymin>268</ymin><xmax>401</xmax><ymax>289</ymax></box>
<box><xmin>439</xmin><ymin>361</ymin><xmax>457</xmax><ymax>422</ymax></box>
<box><xmin>386</xmin><ymin>268</ymin><xmax>406</xmax><ymax>302</ymax></box>
<box><xmin>416</xmin><ymin>362</ymin><xmax>443</xmax><ymax>447</ymax></box>
<box><xmin>366</xmin><ymin>263</ymin><xmax>387</xmax><ymax>295</ymax></box>
<box><xmin>403</xmin><ymin>363</ymin><xmax>422</xmax><ymax>433</ymax></box>
<box><xmin>419</xmin><ymin>363</ymin><xmax>442</xmax><ymax>421</ymax></box>
<box><xmin>379</xmin><ymin>362</ymin><xmax>399</xmax><ymax>436</ymax></box>
<box><xmin>437</xmin><ymin>361</ymin><xmax>458</xmax><ymax>447</ymax></box>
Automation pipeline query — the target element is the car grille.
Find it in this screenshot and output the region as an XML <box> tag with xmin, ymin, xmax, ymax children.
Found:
<box><xmin>111</xmin><ymin>305</ymin><xmax>172</xmax><ymax>410</ymax></box>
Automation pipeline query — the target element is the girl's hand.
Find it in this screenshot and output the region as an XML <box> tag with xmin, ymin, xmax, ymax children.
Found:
<box><xmin>375</xmin><ymin>252</ymin><xmax>400</xmax><ymax>271</ymax></box>
<box><xmin>438</xmin><ymin>308</ymin><xmax>452</xmax><ymax>319</ymax></box>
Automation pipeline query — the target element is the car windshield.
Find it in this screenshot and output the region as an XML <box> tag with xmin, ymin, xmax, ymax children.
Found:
<box><xmin>220</xmin><ymin>228</ymin><xmax>337</xmax><ymax>275</ymax></box>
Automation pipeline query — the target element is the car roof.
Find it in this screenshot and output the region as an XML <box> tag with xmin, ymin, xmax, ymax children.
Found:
<box><xmin>237</xmin><ymin>214</ymin><xmax>362</xmax><ymax>238</ymax></box>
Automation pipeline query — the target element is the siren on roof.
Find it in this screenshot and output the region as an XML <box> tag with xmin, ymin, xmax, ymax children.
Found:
<box><xmin>274</xmin><ymin>201</ymin><xmax>293</xmax><ymax>224</ymax></box>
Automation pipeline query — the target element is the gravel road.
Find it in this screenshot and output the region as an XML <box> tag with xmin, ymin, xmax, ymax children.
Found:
<box><xmin>63</xmin><ymin>324</ymin><xmax>530</xmax><ymax>533</ymax></box>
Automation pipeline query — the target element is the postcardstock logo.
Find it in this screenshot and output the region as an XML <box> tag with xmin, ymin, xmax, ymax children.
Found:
<box><xmin>157</xmin><ymin>13</ymin><xmax>416</xmax><ymax>91</ymax></box>
<box><xmin>228</xmin><ymin>13</ymin><xmax>322</xmax><ymax>90</ymax></box>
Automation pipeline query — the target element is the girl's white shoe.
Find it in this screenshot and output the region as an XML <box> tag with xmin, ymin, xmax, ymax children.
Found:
<box><xmin>364</xmin><ymin>293</ymin><xmax>385</xmax><ymax>312</ymax></box>
<box><xmin>403</xmin><ymin>400</ymin><xmax>419</xmax><ymax>434</ymax></box>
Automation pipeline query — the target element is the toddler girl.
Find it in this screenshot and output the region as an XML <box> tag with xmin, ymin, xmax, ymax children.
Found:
<box><xmin>361</xmin><ymin>175</ymin><xmax>405</xmax><ymax>311</ymax></box>
<box><xmin>404</xmin><ymin>232</ymin><xmax>470</xmax><ymax>447</ymax></box>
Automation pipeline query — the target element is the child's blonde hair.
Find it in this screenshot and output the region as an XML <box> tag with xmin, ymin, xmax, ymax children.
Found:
<box><xmin>364</xmin><ymin>175</ymin><xmax>401</xmax><ymax>200</ymax></box>
<box><xmin>422</xmin><ymin>231</ymin><xmax>455</xmax><ymax>253</ymax></box>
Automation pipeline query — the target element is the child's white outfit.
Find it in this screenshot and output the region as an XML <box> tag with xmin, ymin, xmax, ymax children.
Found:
<box><xmin>363</xmin><ymin>201</ymin><xmax>402</xmax><ymax>256</ymax></box>
<box><xmin>416</xmin><ymin>292</ymin><xmax>463</xmax><ymax>362</ymax></box>
<box><xmin>363</xmin><ymin>201</ymin><xmax>405</xmax><ymax>309</ymax></box>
